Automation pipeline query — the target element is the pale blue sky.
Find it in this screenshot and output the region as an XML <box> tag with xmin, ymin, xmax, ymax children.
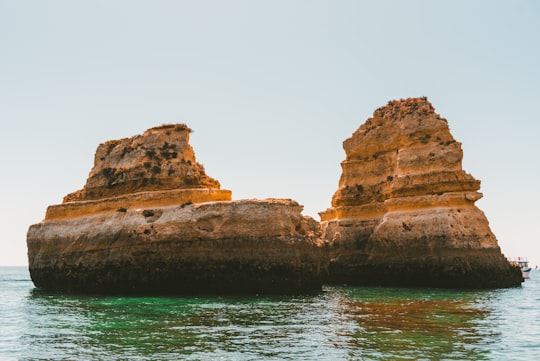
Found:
<box><xmin>1</xmin><ymin>1</ymin><xmax>539</xmax><ymax>266</ymax></box>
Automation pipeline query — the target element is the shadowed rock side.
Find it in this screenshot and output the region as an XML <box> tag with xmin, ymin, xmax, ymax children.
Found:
<box><xmin>27</xmin><ymin>124</ymin><xmax>325</xmax><ymax>294</ymax></box>
<box><xmin>320</xmin><ymin>98</ymin><xmax>522</xmax><ymax>288</ymax></box>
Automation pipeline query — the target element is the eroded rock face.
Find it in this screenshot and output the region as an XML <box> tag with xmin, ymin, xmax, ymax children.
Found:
<box><xmin>64</xmin><ymin>124</ymin><xmax>221</xmax><ymax>202</ymax></box>
<box><xmin>320</xmin><ymin>98</ymin><xmax>522</xmax><ymax>288</ymax></box>
<box><xmin>28</xmin><ymin>199</ymin><xmax>324</xmax><ymax>294</ymax></box>
<box><xmin>27</xmin><ymin>124</ymin><xmax>325</xmax><ymax>294</ymax></box>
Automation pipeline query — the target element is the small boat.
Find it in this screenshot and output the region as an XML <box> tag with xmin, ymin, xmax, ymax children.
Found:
<box><xmin>509</xmin><ymin>257</ymin><xmax>532</xmax><ymax>279</ymax></box>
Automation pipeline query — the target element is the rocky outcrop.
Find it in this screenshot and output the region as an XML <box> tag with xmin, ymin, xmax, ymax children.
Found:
<box><xmin>27</xmin><ymin>124</ymin><xmax>325</xmax><ymax>294</ymax></box>
<box><xmin>63</xmin><ymin>124</ymin><xmax>223</xmax><ymax>202</ymax></box>
<box><xmin>28</xmin><ymin>102</ymin><xmax>522</xmax><ymax>292</ymax></box>
<box><xmin>320</xmin><ymin>98</ymin><xmax>522</xmax><ymax>288</ymax></box>
<box><xmin>28</xmin><ymin>198</ymin><xmax>323</xmax><ymax>294</ymax></box>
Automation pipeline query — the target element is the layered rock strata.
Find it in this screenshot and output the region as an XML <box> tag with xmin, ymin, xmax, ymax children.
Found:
<box><xmin>27</xmin><ymin>124</ymin><xmax>325</xmax><ymax>294</ymax></box>
<box><xmin>320</xmin><ymin>98</ymin><xmax>522</xmax><ymax>288</ymax></box>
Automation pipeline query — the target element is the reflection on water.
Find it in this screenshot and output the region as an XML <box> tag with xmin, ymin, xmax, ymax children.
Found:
<box><xmin>330</xmin><ymin>287</ymin><xmax>494</xmax><ymax>360</ymax></box>
<box><xmin>2</xmin><ymin>267</ymin><xmax>539</xmax><ymax>360</ymax></box>
<box><xmin>21</xmin><ymin>287</ymin><xmax>493</xmax><ymax>360</ymax></box>
<box><xmin>23</xmin><ymin>292</ymin><xmax>336</xmax><ymax>360</ymax></box>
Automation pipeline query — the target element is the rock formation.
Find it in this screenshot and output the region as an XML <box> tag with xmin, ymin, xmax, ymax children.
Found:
<box><xmin>28</xmin><ymin>101</ymin><xmax>522</xmax><ymax>292</ymax></box>
<box><xmin>27</xmin><ymin>124</ymin><xmax>325</xmax><ymax>294</ymax></box>
<box><xmin>320</xmin><ymin>97</ymin><xmax>522</xmax><ymax>288</ymax></box>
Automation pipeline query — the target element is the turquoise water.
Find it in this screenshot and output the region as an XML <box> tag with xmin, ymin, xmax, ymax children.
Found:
<box><xmin>1</xmin><ymin>267</ymin><xmax>539</xmax><ymax>360</ymax></box>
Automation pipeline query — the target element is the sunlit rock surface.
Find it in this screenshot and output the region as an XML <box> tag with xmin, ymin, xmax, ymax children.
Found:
<box><xmin>320</xmin><ymin>98</ymin><xmax>522</xmax><ymax>288</ymax></box>
<box><xmin>27</xmin><ymin>124</ymin><xmax>325</xmax><ymax>294</ymax></box>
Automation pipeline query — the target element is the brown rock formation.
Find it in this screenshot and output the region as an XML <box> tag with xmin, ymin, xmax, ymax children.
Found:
<box><xmin>64</xmin><ymin>124</ymin><xmax>222</xmax><ymax>202</ymax></box>
<box><xmin>320</xmin><ymin>98</ymin><xmax>522</xmax><ymax>288</ymax></box>
<box><xmin>27</xmin><ymin>124</ymin><xmax>325</xmax><ymax>294</ymax></box>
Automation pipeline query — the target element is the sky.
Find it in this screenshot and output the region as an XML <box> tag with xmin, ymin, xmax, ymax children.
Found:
<box><xmin>1</xmin><ymin>0</ymin><xmax>539</xmax><ymax>267</ymax></box>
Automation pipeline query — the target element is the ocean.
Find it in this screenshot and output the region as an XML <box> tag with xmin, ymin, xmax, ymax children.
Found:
<box><xmin>1</xmin><ymin>267</ymin><xmax>539</xmax><ymax>360</ymax></box>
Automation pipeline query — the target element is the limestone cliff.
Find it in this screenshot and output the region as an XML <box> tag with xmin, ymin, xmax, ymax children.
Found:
<box><xmin>27</xmin><ymin>124</ymin><xmax>325</xmax><ymax>294</ymax></box>
<box><xmin>320</xmin><ymin>98</ymin><xmax>521</xmax><ymax>288</ymax></box>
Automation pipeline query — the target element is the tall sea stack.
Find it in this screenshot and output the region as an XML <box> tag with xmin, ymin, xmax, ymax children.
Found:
<box><xmin>27</xmin><ymin>124</ymin><xmax>325</xmax><ymax>294</ymax></box>
<box><xmin>320</xmin><ymin>98</ymin><xmax>522</xmax><ymax>288</ymax></box>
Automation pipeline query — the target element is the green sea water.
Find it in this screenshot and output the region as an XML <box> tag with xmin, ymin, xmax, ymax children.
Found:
<box><xmin>1</xmin><ymin>266</ymin><xmax>539</xmax><ymax>360</ymax></box>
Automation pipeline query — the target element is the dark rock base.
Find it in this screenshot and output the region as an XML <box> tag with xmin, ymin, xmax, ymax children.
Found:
<box><xmin>328</xmin><ymin>252</ymin><xmax>523</xmax><ymax>289</ymax></box>
<box><xmin>29</xmin><ymin>263</ymin><xmax>323</xmax><ymax>295</ymax></box>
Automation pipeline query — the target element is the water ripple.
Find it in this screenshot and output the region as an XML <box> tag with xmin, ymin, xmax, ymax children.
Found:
<box><xmin>1</xmin><ymin>267</ymin><xmax>539</xmax><ymax>360</ymax></box>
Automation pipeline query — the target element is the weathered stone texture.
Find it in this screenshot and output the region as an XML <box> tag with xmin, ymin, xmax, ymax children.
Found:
<box><xmin>320</xmin><ymin>97</ymin><xmax>521</xmax><ymax>288</ymax></box>
<box><xmin>28</xmin><ymin>199</ymin><xmax>324</xmax><ymax>294</ymax></box>
<box><xmin>27</xmin><ymin>124</ymin><xmax>325</xmax><ymax>294</ymax></box>
<box><xmin>27</xmin><ymin>103</ymin><xmax>522</xmax><ymax>292</ymax></box>
<box><xmin>64</xmin><ymin>124</ymin><xmax>221</xmax><ymax>202</ymax></box>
